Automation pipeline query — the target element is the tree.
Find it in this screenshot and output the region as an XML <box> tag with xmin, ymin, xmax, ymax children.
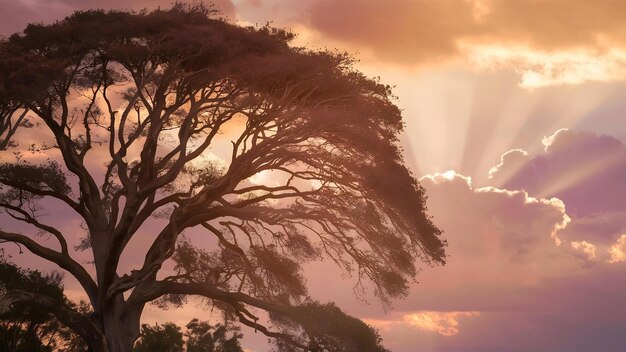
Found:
<box><xmin>0</xmin><ymin>254</ymin><xmax>88</xmax><ymax>352</ymax></box>
<box><xmin>0</xmin><ymin>3</ymin><xmax>445</xmax><ymax>352</ymax></box>
<box><xmin>133</xmin><ymin>322</ymin><xmax>183</xmax><ymax>352</ymax></box>
<box><xmin>130</xmin><ymin>319</ymin><xmax>243</xmax><ymax>352</ymax></box>
<box><xmin>185</xmin><ymin>319</ymin><xmax>243</xmax><ymax>352</ymax></box>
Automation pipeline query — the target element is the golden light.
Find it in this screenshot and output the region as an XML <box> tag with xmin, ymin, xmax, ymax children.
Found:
<box><xmin>608</xmin><ymin>235</ymin><xmax>626</xmax><ymax>263</ymax></box>
<box><xmin>403</xmin><ymin>311</ymin><xmax>480</xmax><ymax>336</ymax></box>
<box><xmin>571</xmin><ymin>241</ymin><xmax>597</xmax><ymax>261</ymax></box>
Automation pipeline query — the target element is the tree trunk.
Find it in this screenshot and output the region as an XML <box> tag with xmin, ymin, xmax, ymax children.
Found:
<box><xmin>99</xmin><ymin>297</ymin><xmax>143</xmax><ymax>352</ymax></box>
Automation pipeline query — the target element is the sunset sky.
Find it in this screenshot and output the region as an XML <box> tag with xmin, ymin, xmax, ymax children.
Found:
<box><xmin>2</xmin><ymin>1</ymin><xmax>626</xmax><ymax>351</ymax></box>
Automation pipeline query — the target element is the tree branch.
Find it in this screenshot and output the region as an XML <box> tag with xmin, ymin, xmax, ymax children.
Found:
<box><xmin>0</xmin><ymin>230</ymin><xmax>97</xmax><ymax>302</ymax></box>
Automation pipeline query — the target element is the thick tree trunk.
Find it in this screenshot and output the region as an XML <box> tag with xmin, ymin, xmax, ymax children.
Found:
<box><xmin>99</xmin><ymin>297</ymin><xmax>143</xmax><ymax>352</ymax></box>
<box><xmin>103</xmin><ymin>325</ymin><xmax>137</xmax><ymax>352</ymax></box>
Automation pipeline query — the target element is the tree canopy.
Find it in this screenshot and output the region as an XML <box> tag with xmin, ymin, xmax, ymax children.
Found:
<box><xmin>0</xmin><ymin>3</ymin><xmax>445</xmax><ymax>351</ymax></box>
<box><xmin>0</xmin><ymin>253</ymin><xmax>89</xmax><ymax>352</ymax></box>
<box><xmin>133</xmin><ymin>322</ymin><xmax>183</xmax><ymax>352</ymax></box>
<box><xmin>131</xmin><ymin>319</ymin><xmax>244</xmax><ymax>352</ymax></box>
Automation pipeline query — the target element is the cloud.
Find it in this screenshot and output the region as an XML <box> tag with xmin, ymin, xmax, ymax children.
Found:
<box><xmin>488</xmin><ymin>148</ymin><xmax>529</xmax><ymax>180</ymax></box>
<box><xmin>558</xmin><ymin>210</ymin><xmax>626</xmax><ymax>247</ymax></box>
<box><xmin>402</xmin><ymin>311</ymin><xmax>480</xmax><ymax>337</ymax></box>
<box><xmin>608</xmin><ymin>235</ymin><xmax>626</xmax><ymax>263</ymax></box>
<box><xmin>306</xmin><ymin>0</ymin><xmax>478</xmax><ymax>64</ymax></box>
<box><xmin>465</xmin><ymin>45</ymin><xmax>626</xmax><ymax>88</ymax></box>
<box><xmin>490</xmin><ymin>128</ymin><xmax>626</xmax><ymax>216</ymax></box>
<box><xmin>333</xmin><ymin>170</ymin><xmax>626</xmax><ymax>351</ymax></box>
<box><xmin>571</xmin><ymin>240</ymin><xmax>597</xmax><ymax>261</ymax></box>
<box><xmin>370</xmin><ymin>170</ymin><xmax>626</xmax><ymax>350</ymax></box>
<box><xmin>364</xmin><ymin>311</ymin><xmax>480</xmax><ymax>337</ymax></box>
<box><xmin>487</xmin><ymin>128</ymin><xmax>626</xmax><ymax>266</ymax></box>
<box><xmin>345</xmin><ymin>0</ymin><xmax>626</xmax><ymax>52</ymax></box>
<box><xmin>420</xmin><ymin>171</ymin><xmax>569</xmax><ymax>255</ymax></box>
<box><xmin>296</xmin><ymin>0</ymin><xmax>626</xmax><ymax>86</ymax></box>
<box><xmin>309</xmin><ymin>171</ymin><xmax>573</xmax><ymax>313</ymax></box>
<box><xmin>6</xmin><ymin>0</ymin><xmax>626</xmax><ymax>87</ymax></box>
<box><xmin>305</xmin><ymin>170</ymin><xmax>574</xmax><ymax>320</ymax></box>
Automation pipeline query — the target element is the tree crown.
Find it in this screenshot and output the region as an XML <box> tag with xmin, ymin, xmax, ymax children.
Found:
<box><xmin>0</xmin><ymin>4</ymin><xmax>445</xmax><ymax>351</ymax></box>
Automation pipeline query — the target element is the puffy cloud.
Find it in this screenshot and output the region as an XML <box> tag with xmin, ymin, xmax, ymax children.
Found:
<box><xmin>302</xmin><ymin>133</ymin><xmax>626</xmax><ymax>351</ymax></box>
<box><xmin>308</xmin><ymin>171</ymin><xmax>574</xmax><ymax>313</ymax></box>
<box><xmin>332</xmin><ymin>170</ymin><xmax>626</xmax><ymax>351</ymax></box>
<box><xmin>488</xmin><ymin>148</ymin><xmax>529</xmax><ymax>180</ymax></box>
<box><xmin>608</xmin><ymin>235</ymin><xmax>626</xmax><ymax>263</ymax></box>
<box><xmin>571</xmin><ymin>240</ymin><xmax>597</xmax><ymax>261</ymax></box>
<box><xmin>420</xmin><ymin>171</ymin><xmax>569</xmax><ymax>256</ymax></box>
<box><xmin>487</xmin><ymin>128</ymin><xmax>626</xmax><ymax>265</ymax></box>
<box><xmin>557</xmin><ymin>210</ymin><xmax>626</xmax><ymax>246</ymax></box>
<box><xmin>305</xmin><ymin>170</ymin><xmax>573</xmax><ymax>313</ymax></box>
<box><xmin>489</xmin><ymin>130</ymin><xmax>626</xmax><ymax>262</ymax></box>
<box><xmin>490</xmin><ymin>128</ymin><xmax>626</xmax><ymax>216</ymax></box>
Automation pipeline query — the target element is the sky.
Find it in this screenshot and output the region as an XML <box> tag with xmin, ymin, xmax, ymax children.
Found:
<box><xmin>2</xmin><ymin>0</ymin><xmax>626</xmax><ymax>351</ymax></box>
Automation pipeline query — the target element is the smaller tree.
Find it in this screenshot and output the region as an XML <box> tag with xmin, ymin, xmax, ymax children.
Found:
<box><xmin>132</xmin><ymin>319</ymin><xmax>243</xmax><ymax>352</ymax></box>
<box><xmin>186</xmin><ymin>319</ymin><xmax>243</xmax><ymax>352</ymax></box>
<box><xmin>133</xmin><ymin>323</ymin><xmax>183</xmax><ymax>352</ymax></box>
<box><xmin>0</xmin><ymin>254</ymin><xmax>88</xmax><ymax>352</ymax></box>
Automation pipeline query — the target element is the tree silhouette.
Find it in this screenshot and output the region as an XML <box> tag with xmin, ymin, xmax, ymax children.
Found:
<box><xmin>0</xmin><ymin>4</ymin><xmax>445</xmax><ymax>351</ymax></box>
<box><xmin>185</xmin><ymin>319</ymin><xmax>243</xmax><ymax>352</ymax></box>
<box><xmin>133</xmin><ymin>322</ymin><xmax>183</xmax><ymax>352</ymax></box>
<box><xmin>0</xmin><ymin>254</ymin><xmax>89</xmax><ymax>352</ymax></box>
<box><xmin>131</xmin><ymin>319</ymin><xmax>244</xmax><ymax>352</ymax></box>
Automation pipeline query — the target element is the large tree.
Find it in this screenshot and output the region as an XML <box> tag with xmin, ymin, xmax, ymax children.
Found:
<box><xmin>0</xmin><ymin>4</ymin><xmax>445</xmax><ymax>352</ymax></box>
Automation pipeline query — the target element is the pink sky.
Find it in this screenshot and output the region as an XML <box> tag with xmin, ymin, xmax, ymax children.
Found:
<box><xmin>3</xmin><ymin>1</ymin><xmax>626</xmax><ymax>351</ymax></box>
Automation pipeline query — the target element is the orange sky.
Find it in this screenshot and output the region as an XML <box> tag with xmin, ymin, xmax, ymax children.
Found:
<box><xmin>3</xmin><ymin>1</ymin><xmax>626</xmax><ymax>351</ymax></box>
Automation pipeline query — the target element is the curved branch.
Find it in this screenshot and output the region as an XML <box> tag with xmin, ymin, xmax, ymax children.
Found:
<box><xmin>0</xmin><ymin>230</ymin><xmax>97</xmax><ymax>302</ymax></box>
<box><xmin>129</xmin><ymin>281</ymin><xmax>311</xmax><ymax>350</ymax></box>
<box><xmin>0</xmin><ymin>108</ymin><xmax>27</xmax><ymax>151</ymax></box>
<box><xmin>0</xmin><ymin>202</ymin><xmax>69</xmax><ymax>254</ymax></box>
<box><xmin>131</xmin><ymin>281</ymin><xmax>292</xmax><ymax>319</ymax></box>
<box><xmin>0</xmin><ymin>178</ymin><xmax>82</xmax><ymax>216</ymax></box>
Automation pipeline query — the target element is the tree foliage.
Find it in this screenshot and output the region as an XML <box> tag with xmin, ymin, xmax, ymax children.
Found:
<box><xmin>133</xmin><ymin>322</ymin><xmax>183</xmax><ymax>352</ymax></box>
<box><xmin>0</xmin><ymin>3</ymin><xmax>445</xmax><ymax>351</ymax></box>
<box><xmin>186</xmin><ymin>318</ymin><xmax>243</xmax><ymax>352</ymax></box>
<box><xmin>0</xmin><ymin>254</ymin><xmax>88</xmax><ymax>352</ymax></box>
<box><xmin>132</xmin><ymin>319</ymin><xmax>244</xmax><ymax>352</ymax></box>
